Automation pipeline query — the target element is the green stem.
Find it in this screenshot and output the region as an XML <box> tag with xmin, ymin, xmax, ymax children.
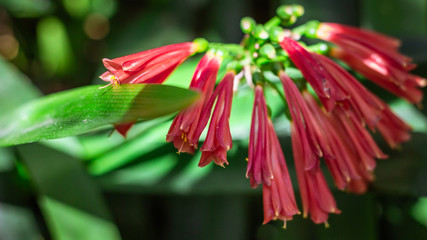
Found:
<box><xmin>292</xmin><ymin>23</ymin><xmax>309</xmax><ymax>36</ymax></box>
<box><xmin>264</xmin><ymin>16</ymin><xmax>281</xmax><ymax>30</ymax></box>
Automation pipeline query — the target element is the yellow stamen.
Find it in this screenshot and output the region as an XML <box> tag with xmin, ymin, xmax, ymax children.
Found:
<box><xmin>282</xmin><ymin>220</ymin><xmax>287</xmax><ymax>229</ymax></box>
<box><xmin>110</xmin><ymin>75</ymin><xmax>120</xmax><ymax>86</ymax></box>
<box><xmin>324</xmin><ymin>221</ymin><xmax>330</xmax><ymax>228</ymax></box>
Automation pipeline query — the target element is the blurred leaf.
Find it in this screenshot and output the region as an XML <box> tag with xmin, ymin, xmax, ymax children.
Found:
<box><xmin>41</xmin><ymin>137</ymin><xmax>86</xmax><ymax>159</ymax></box>
<box><xmin>17</xmin><ymin>143</ymin><xmax>121</xmax><ymax>240</ymax></box>
<box><xmin>412</xmin><ymin>197</ymin><xmax>427</xmax><ymax>227</ymax></box>
<box><xmin>170</xmin><ymin>151</ymin><xmax>213</xmax><ymax>193</ymax></box>
<box><xmin>0</xmin><ymin>84</ymin><xmax>199</xmax><ymax>147</ymax></box>
<box><xmin>389</xmin><ymin>100</ymin><xmax>427</xmax><ymax>133</ymax></box>
<box><xmin>87</xmin><ymin>121</ymin><xmax>171</xmax><ymax>175</ymax></box>
<box><xmin>98</xmin><ymin>153</ymin><xmax>178</xmax><ymax>186</ymax></box>
<box><xmin>91</xmin><ymin>0</ymin><xmax>117</xmax><ymax>18</ymax></box>
<box><xmin>62</xmin><ymin>0</ymin><xmax>90</xmax><ymax>18</ymax></box>
<box><xmin>0</xmin><ymin>148</ymin><xmax>14</xmax><ymax>172</ymax></box>
<box><xmin>0</xmin><ymin>203</ymin><xmax>42</xmax><ymax>240</ymax></box>
<box><xmin>37</xmin><ymin>17</ymin><xmax>75</xmax><ymax>75</ymax></box>
<box><xmin>0</xmin><ymin>57</ymin><xmax>41</xmax><ymax>115</ymax></box>
<box><xmin>97</xmin><ymin>140</ymin><xmax>251</xmax><ymax>195</ymax></box>
<box><xmin>0</xmin><ymin>0</ymin><xmax>51</xmax><ymax>17</ymax></box>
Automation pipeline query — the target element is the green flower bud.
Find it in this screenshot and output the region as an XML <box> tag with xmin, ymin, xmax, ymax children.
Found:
<box><xmin>308</xmin><ymin>43</ymin><xmax>330</xmax><ymax>55</ymax></box>
<box><xmin>241</xmin><ymin>17</ymin><xmax>256</xmax><ymax>34</ymax></box>
<box><xmin>281</xmin><ymin>15</ymin><xmax>297</xmax><ymax>26</ymax></box>
<box><xmin>254</xmin><ymin>24</ymin><xmax>269</xmax><ymax>40</ymax></box>
<box><xmin>291</xmin><ymin>4</ymin><xmax>304</xmax><ymax>17</ymax></box>
<box><xmin>193</xmin><ymin>38</ymin><xmax>209</xmax><ymax>53</ymax></box>
<box><xmin>276</xmin><ymin>5</ymin><xmax>292</xmax><ymax>21</ymax></box>
<box><xmin>304</xmin><ymin>20</ymin><xmax>320</xmax><ymax>38</ymax></box>
<box><xmin>259</xmin><ymin>44</ymin><xmax>276</xmax><ymax>59</ymax></box>
<box><xmin>269</xmin><ymin>26</ymin><xmax>285</xmax><ymax>42</ymax></box>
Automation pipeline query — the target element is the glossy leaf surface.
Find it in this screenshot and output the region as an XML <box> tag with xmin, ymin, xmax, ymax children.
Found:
<box><xmin>0</xmin><ymin>84</ymin><xmax>199</xmax><ymax>146</ymax></box>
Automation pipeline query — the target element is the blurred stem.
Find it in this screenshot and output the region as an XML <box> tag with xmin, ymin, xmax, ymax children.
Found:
<box><xmin>264</xmin><ymin>16</ymin><xmax>281</xmax><ymax>30</ymax></box>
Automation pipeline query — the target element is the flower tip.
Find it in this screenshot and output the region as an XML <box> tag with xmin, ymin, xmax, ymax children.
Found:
<box><xmin>324</xmin><ymin>221</ymin><xmax>330</xmax><ymax>228</ymax></box>
<box><xmin>114</xmin><ymin>122</ymin><xmax>135</xmax><ymax>138</ymax></box>
<box><xmin>418</xmin><ymin>77</ymin><xmax>427</xmax><ymax>87</ymax></box>
<box><xmin>282</xmin><ymin>221</ymin><xmax>287</xmax><ymax>229</ymax></box>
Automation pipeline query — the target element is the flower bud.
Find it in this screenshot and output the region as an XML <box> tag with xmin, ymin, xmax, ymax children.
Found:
<box><xmin>291</xmin><ymin>4</ymin><xmax>304</xmax><ymax>17</ymax></box>
<box><xmin>276</xmin><ymin>5</ymin><xmax>293</xmax><ymax>21</ymax></box>
<box><xmin>308</xmin><ymin>43</ymin><xmax>330</xmax><ymax>55</ymax></box>
<box><xmin>269</xmin><ymin>26</ymin><xmax>286</xmax><ymax>42</ymax></box>
<box><xmin>193</xmin><ymin>38</ymin><xmax>209</xmax><ymax>53</ymax></box>
<box><xmin>259</xmin><ymin>44</ymin><xmax>277</xmax><ymax>59</ymax></box>
<box><xmin>241</xmin><ymin>17</ymin><xmax>256</xmax><ymax>34</ymax></box>
<box><xmin>254</xmin><ymin>24</ymin><xmax>269</xmax><ymax>40</ymax></box>
<box><xmin>304</xmin><ymin>20</ymin><xmax>320</xmax><ymax>38</ymax></box>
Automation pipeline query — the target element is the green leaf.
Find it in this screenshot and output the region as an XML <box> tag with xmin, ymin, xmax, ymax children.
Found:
<box><xmin>389</xmin><ymin>99</ymin><xmax>427</xmax><ymax>133</ymax></box>
<box><xmin>17</xmin><ymin>143</ymin><xmax>122</xmax><ymax>240</ymax></box>
<box><xmin>87</xmin><ymin>121</ymin><xmax>171</xmax><ymax>175</ymax></box>
<box><xmin>0</xmin><ymin>56</ymin><xmax>41</xmax><ymax>115</ymax></box>
<box><xmin>0</xmin><ymin>203</ymin><xmax>42</xmax><ymax>240</ymax></box>
<box><xmin>0</xmin><ymin>84</ymin><xmax>199</xmax><ymax>147</ymax></box>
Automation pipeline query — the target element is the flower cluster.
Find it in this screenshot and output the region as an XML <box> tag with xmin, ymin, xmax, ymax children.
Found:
<box><xmin>101</xmin><ymin>5</ymin><xmax>425</xmax><ymax>227</ymax></box>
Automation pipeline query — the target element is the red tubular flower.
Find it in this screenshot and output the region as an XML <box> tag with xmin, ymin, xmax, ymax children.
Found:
<box><xmin>100</xmin><ymin>42</ymin><xmax>198</xmax><ymax>85</ymax></box>
<box><xmin>198</xmin><ymin>71</ymin><xmax>235</xmax><ymax>167</ymax></box>
<box><xmin>279</xmin><ymin>71</ymin><xmax>326</xmax><ymax>171</ymax></box>
<box><xmin>302</xmin><ymin>91</ymin><xmax>386</xmax><ymax>193</ymax></box>
<box><xmin>311</xmin><ymin>53</ymin><xmax>411</xmax><ymax>149</ymax></box>
<box><xmin>166</xmin><ymin>52</ymin><xmax>222</xmax><ymax>153</ymax></box>
<box><xmin>279</xmin><ymin>37</ymin><xmax>347</xmax><ymax>111</ymax></box>
<box><xmin>316</xmin><ymin>23</ymin><xmax>401</xmax><ymax>51</ymax></box>
<box><xmin>246</xmin><ymin>85</ymin><xmax>273</xmax><ymax>187</ymax></box>
<box><xmin>281</xmin><ymin>71</ymin><xmax>340</xmax><ymax>223</ymax></box>
<box><xmin>334</xmin><ymin>106</ymin><xmax>387</xmax><ymax>170</ymax></box>
<box><xmin>302</xmin><ymin>91</ymin><xmax>362</xmax><ymax>191</ymax></box>
<box><xmin>313</xmin><ymin>53</ymin><xmax>384</xmax><ymax>129</ymax></box>
<box><xmin>262</xmin><ymin>119</ymin><xmax>300</xmax><ymax>227</ymax></box>
<box><xmin>316</xmin><ymin>22</ymin><xmax>426</xmax><ymax>104</ymax></box>
<box><xmin>291</xmin><ymin>122</ymin><xmax>340</xmax><ymax>224</ymax></box>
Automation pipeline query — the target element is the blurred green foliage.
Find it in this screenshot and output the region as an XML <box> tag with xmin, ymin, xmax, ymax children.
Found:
<box><xmin>0</xmin><ymin>0</ymin><xmax>426</xmax><ymax>239</ymax></box>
